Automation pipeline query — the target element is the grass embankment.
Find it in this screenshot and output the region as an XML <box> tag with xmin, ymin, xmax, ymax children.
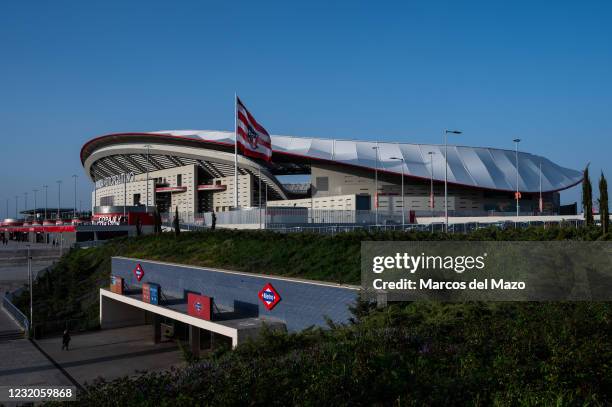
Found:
<box><xmin>13</xmin><ymin>226</ymin><xmax>611</xmax><ymax>334</ymax></box>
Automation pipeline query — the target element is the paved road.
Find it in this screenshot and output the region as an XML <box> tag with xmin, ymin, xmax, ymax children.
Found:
<box><xmin>36</xmin><ymin>325</ymin><xmax>183</xmax><ymax>386</ymax></box>
<box><xmin>0</xmin><ymin>240</ymin><xmax>58</xmax><ymax>252</ymax></box>
<box><xmin>0</xmin><ymin>240</ymin><xmax>60</xmax><ymax>298</ymax></box>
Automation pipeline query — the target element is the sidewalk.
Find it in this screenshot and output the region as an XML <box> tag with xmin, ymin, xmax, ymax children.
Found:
<box><xmin>36</xmin><ymin>325</ymin><xmax>183</xmax><ymax>386</ymax></box>
<box><xmin>0</xmin><ymin>308</ymin><xmax>72</xmax><ymax>387</ymax></box>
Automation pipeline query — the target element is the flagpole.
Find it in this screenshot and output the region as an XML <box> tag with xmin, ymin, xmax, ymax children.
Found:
<box><xmin>234</xmin><ymin>93</ymin><xmax>239</xmax><ymax>209</ymax></box>
<box><xmin>539</xmin><ymin>160</ymin><xmax>542</xmax><ymax>213</ymax></box>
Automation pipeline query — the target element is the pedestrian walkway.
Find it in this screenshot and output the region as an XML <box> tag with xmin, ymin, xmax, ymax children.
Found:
<box><xmin>0</xmin><ymin>307</ymin><xmax>71</xmax><ymax>387</ymax></box>
<box><xmin>36</xmin><ymin>325</ymin><xmax>183</xmax><ymax>386</ymax></box>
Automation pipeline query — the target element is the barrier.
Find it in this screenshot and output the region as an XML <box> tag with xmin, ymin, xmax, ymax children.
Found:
<box><xmin>2</xmin><ymin>294</ymin><xmax>29</xmax><ymax>333</ymax></box>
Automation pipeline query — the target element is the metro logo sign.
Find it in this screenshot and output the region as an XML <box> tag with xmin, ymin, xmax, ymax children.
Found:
<box><xmin>187</xmin><ymin>293</ymin><xmax>212</xmax><ymax>321</ymax></box>
<box><xmin>133</xmin><ymin>264</ymin><xmax>145</xmax><ymax>281</ymax></box>
<box><xmin>258</xmin><ymin>283</ymin><xmax>281</xmax><ymax>310</ymax></box>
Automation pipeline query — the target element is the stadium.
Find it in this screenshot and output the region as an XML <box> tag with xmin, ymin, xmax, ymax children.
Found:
<box><xmin>81</xmin><ymin>130</ymin><xmax>582</xmax><ymax>222</ymax></box>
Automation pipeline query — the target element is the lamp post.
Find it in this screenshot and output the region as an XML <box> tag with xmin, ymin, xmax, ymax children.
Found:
<box><xmin>72</xmin><ymin>175</ymin><xmax>78</xmax><ymax>218</ymax></box>
<box><xmin>15</xmin><ymin>195</ymin><xmax>18</xmax><ymax>219</ymax></box>
<box><xmin>513</xmin><ymin>138</ymin><xmax>521</xmax><ymax>218</ymax></box>
<box><xmin>5</xmin><ymin>198</ymin><xmax>8</xmax><ymax>220</ymax></box>
<box><xmin>27</xmin><ymin>244</ymin><xmax>32</xmax><ymax>332</ymax></box>
<box><xmin>539</xmin><ymin>160</ymin><xmax>543</xmax><ymax>214</ymax></box>
<box><xmin>32</xmin><ymin>189</ymin><xmax>38</xmax><ymax>221</ymax></box>
<box><xmin>389</xmin><ymin>156</ymin><xmax>405</xmax><ymax>226</ymax></box>
<box><xmin>24</xmin><ymin>193</ymin><xmax>28</xmax><ymax>219</ymax></box>
<box><xmin>310</xmin><ymin>159</ymin><xmax>314</xmax><ymax>223</ymax></box>
<box><xmin>444</xmin><ymin>130</ymin><xmax>462</xmax><ymax>232</ymax></box>
<box><xmin>372</xmin><ymin>145</ymin><xmax>379</xmax><ymax>226</ymax></box>
<box><xmin>144</xmin><ymin>144</ymin><xmax>152</xmax><ymax>211</ymax></box>
<box><xmin>43</xmin><ymin>185</ymin><xmax>48</xmax><ymax>220</ymax></box>
<box><xmin>56</xmin><ymin>180</ymin><xmax>62</xmax><ymax>220</ymax></box>
<box><xmin>428</xmin><ymin>152</ymin><xmax>435</xmax><ymax>218</ymax></box>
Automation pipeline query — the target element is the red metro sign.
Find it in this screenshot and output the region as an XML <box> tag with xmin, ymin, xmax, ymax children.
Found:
<box><xmin>258</xmin><ymin>283</ymin><xmax>281</xmax><ymax>310</ymax></box>
<box><xmin>133</xmin><ymin>263</ymin><xmax>145</xmax><ymax>281</ymax></box>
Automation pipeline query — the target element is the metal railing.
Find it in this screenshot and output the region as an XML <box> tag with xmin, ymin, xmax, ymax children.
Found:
<box><xmin>160</xmin><ymin>208</ymin><xmax>577</xmax><ymax>229</ymax></box>
<box><xmin>266</xmin><ymin>219</ymin><xmax>585</xmax><ymax>235</ymax></box>
<box><xmin>2</xmin><ymin>293</ymin><xmax>29</xmax><ymax>333</ymax></box>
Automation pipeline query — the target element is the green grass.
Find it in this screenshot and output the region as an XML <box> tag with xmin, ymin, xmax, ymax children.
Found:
<box><xmin>13</xmin><ymin>226</ymin><xmax>611</xmax><ymax>333</ymax></box>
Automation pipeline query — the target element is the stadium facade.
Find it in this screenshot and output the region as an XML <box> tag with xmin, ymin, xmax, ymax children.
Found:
<box><xmin>81</xmin><ymin>130</ymin><xmax>583</xmax><ymax>216</ymax></box>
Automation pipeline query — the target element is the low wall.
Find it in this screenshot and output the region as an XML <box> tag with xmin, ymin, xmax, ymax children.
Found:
<box><xmin>112</xmin><ymin>257</ymin><xmax>360</xmax><ymax>332</ymax></box>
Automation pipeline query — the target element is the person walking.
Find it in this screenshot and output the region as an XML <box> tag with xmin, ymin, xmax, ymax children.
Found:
<box><xmin>61</xmin><ymin>329</ymin><xmax>71</xmax><ymax>351</ymax></box>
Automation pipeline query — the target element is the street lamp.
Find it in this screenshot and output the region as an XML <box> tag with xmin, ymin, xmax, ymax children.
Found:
<box><xmin>72</xmin><ymin>174</ymin><xmax>78</xmax><ymax>218</ymax></box>
<box><xmin>56</xmin><ymin>180</ymin><xmax>62</xmax><ymax>220</ymax></box>
<box><xmin>372</xmin><ymin>145</ymin><xmax>379</xmax><ymax>226</ymax></box>
<box><xmin>43</xmin><ymin>185</ymin><xmax>48</xmax><ymax>220</ymax></box>
<box><xmin>428</xmin><ymin>152</ymin><xmax>435</xmax><ymax>218</ymax></box>
<box><xmin>444</xmin><ymin>129</ymin><xmax>462</xmax><ymax>232</ymax></box>
<box><xmin>27</xmin><ymin>244</ymin><xmax>32</xmax><ymax>331</ymax></box>
<box><xmin>33</xmin><ymin>189</ymin><xmax>38</xmax><ymax>221</ymax></box>
<box><xmin>15</xmin><ymin>195</ymin><xmax>18</xmax><ymax>219</ymax></box>
<box><xmin>513</xmin><ymin>138</ymin><xmax>521</xmax><ymax>218</ymax></box>
<box><xmin>539</xmin><ymin>160</ymin><xmax>543</xmax><ymax>214</ymax></box>
<box><xmin>144</xmin><ymin>144</ymin><xmax>152</xmax><ymax>211</ymax></box>
<box><xmin>389</xmin><ymin>156</ymin><xmax>405</xmax><ymax>226</ymax></box>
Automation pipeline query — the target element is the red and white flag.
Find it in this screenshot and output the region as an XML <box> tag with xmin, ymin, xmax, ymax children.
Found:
<box><xmin>236</xmin><ymin>97</ymin><xmax>272</xmax><ymax>162</ymax></box>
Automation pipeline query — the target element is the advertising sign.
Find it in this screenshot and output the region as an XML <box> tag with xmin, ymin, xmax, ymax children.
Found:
<box><xmin>110</xmin><ymin>275</ymin><xmax>124</xmax><ymax>294</ymax></box>
<box><xmin>92</xmin><ymin>214</ymin><xmax>127</xmax><ymax>226</ymax></box>
<box><xmin>187</xmin><ymin>293</ymin><xmax>212</xmax><ymax>321</ymax></box>
<box><xmin>142</xmin><ymin>283</ymin><xmax>160</xmax><ymax>305</ymax></box>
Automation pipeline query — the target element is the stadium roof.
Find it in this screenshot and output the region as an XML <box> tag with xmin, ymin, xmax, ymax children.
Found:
<box><xmin>81</xmin><ymin>130</ymin><xmax>583</xmax><ymax>194</ymax></box>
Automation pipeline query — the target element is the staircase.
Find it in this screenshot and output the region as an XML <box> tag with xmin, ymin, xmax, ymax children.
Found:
<box><xmin>0</xmin><ymin>329</ymin><xmax>24</xmax><ymax>342</ymax></box>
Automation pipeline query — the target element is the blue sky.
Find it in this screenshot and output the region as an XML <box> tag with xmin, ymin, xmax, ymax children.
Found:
<box><xmin>1</xmin><ymin>0</ymin><xmax>610</xmax><ymax>216</ymax></box>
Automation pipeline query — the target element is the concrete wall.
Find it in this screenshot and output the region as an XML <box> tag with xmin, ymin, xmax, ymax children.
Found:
<box><xmin>92</xmin><ymin>165</ymin><xmax>198</xmax><ymax>213</ymax></box>
<box><xmin>100</xmin><ymin>294</ymin><xmax>147</xmax><ymax>329</ymax></box>
<box><xmin>211</xmin><ymin>174</ymin><xmax>254</xmax><ymax>211</ymax></box>
<box><xmin>310</xmin><ymin>163</ymin><xmax>551</xmax><ymax>213</ymax></box>
<box><xmin>267</xmin><ymin>194</ymin><xmax>358</xmax><ymax>210</ymax></box>
<box><xmin>112</xmin><ymin>257</ymin><xmax>359</xmax><ymax>332</ymax></box>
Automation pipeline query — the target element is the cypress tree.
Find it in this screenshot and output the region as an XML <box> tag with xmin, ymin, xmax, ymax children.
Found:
<box><xmin>599</xmin><ymin>172</ymin><xmax>609</xmax><ymax>234</ymax></box>
<box><xmin>173</xmin><ymin>206</ymin><xmax>180</xmax><ymax>237</ymax></box>
<box><xmin>583</xmin><ymin>165</ymin><xmax>594</xmax><ymax>226</ymax></box>
<box><xmin>153</xmin><ymin>208</ymin><xmax>162</xmax><ymax>235</ymax></box>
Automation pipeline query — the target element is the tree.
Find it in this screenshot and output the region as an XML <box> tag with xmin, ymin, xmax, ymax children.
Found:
<box><xmin>599</xmin><ymin>172</ymin><xmax>609</xmax><ymax>234</ymax></box>
<box><xmin>583</xmin><ymin>165</ymin><xmax>594</xmax><ymax>226</ymax></box>
<box><xmin>153</xmin><ymin>208</ymin><xmax>162</xmax><ymax>235</ymax></box>
<box><xmin>173</xmin><ymin>206</ymin><xmax>180</xmax><ymax>237</ymax></box>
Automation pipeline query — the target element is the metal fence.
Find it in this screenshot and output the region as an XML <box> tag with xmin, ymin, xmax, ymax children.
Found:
<box><xmin>160</xmin><ymin>208</ymin><xmax>579</xmax><ymax>229</ymax></box>
<box><xmin>2</xmin><ymin>293</ymin><xmax>29</xmax><ymax>333</ymax></box>
<box><xmin>164</xmin><ymin>209</ymin><xmax>415</xmax><ymax>227</ymax></box>
<box><xmin>266</xmin><ymin>219</ymin><xmax>585</xmax><ymax>235</ymax></box>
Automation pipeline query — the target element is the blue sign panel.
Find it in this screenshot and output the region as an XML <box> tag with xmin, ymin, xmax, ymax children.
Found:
<box><xmin>149</xmin><ymin>284</ymin><xmax>160</xmax><ymax>305</ymax></box>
